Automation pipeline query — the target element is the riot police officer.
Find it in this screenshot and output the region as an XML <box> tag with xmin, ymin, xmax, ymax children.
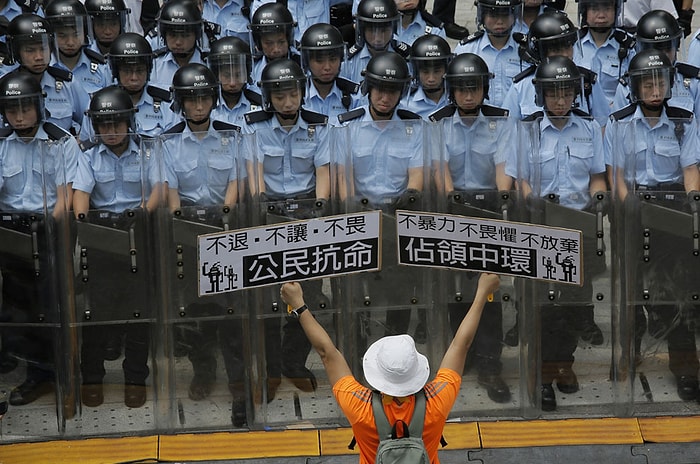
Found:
<box><xmin>454</xmin><ymin>0</ymin><xmax>525</xmax><ymax>107</ymax></box>
<box><xmin>393</xmin><ymin>0</ymin><xmax>447</xmax><ymax>46</ymax></box>
<box><xmin>342</xmin><ymin>0</ymin><xmax>411</xmax><ymax>84</ymax></box>
<box><xmin>245</xmin><ymin>59</ymin><xmax>330</xmax><ymax>395</ymax></box>
<box><xmin>511</xmin><ymin>56</ymin><xmax>607</xmax><ymax>411</ymax></box>
<box><xmin>299</xmin><ymin>23</ymin><xmax>360</xmax><ymax>124</ymax></box>
<box><xmin>606</xmin><ymin>49</ymin><xmax>700</xmax><ymax>402</ymax></box>
<box><xmin>0</xmin><ymin>73</ymin><xmax>79</xmax><ymax>405</ymax></box>
<box><xmin>208</xmin><ymin>35</ymin><xmax>262</xmax><ymax>127</ymax></box>
<box><xmin>405</xmin><ymin>34</ymin><xmax>452</xmax><ymax>119</ymax></box>
<box><xmin>74</xmin><ymin>86</ymin><xmax>155</xmax><ymax>408</ymax></box>
<box><xmin>84</xmin><ymin>0</ymin><xmax>132</xmax><ymax>55</ymax></box>
<box><xmin>248</xmin><ymin>2</ymin><xmax>299</xmax><ymax>83</ymax></box>
<box><xmin>429</xmin><ymin>53</ymin><xmax>515</xmax><ymax>403</ymax></box>
<box><xmin>150</xmin><ymin>0</ymin><xmax>207</xmax><ymax>88</ymax></box>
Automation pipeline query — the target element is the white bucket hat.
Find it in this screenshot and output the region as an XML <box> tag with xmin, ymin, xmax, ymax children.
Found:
<box><xmin>362</xmin><ymin>334</ymin><xmax>430</xmax><ymax>397</ymax></box>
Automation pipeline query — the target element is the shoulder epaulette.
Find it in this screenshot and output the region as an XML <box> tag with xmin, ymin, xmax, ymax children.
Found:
<box><xmin>153</xmin><ymin>47</ymin><xmax>169</xmax><ymax>58</ymax></box>
<box><xmin>481</xmin><ymin>104</ymin><xmax>509</xmax><ymax>117</ymax></box>
<box><xmin>391</xmin><ymin>40</ymin><xmax>411</xmax><ymax>59</ymax></box>
<box><xmin>347</xmin><ymin>43</ymin><xmax>362</xmax><ymax>59</ymax></box>
<box><xmin>459</xmin><ymin>29</ymin><xmax>485</xmax><ymax>46</ymax></box>
<box><xmin>212</xmin><ymin>120</ymin><xmax>241</xmax><ymax>132</ymax></box>
<box><xmin>146</xmin><ymin>26</ymin><xmax>159</xmax><ymax>38</ymax></box>
<box><xmin>337</xmin><ymin>107</ymin><xmax>365</xmax><ymax>124</ymax></box>
<box><xmin>163</xmin><ymin>121</ymin><xmax>186</xmax><ymax>134</ymax></box>
<box><xmin>0</xmin><ymin>127</ymin><xmax>13</xmax><ymax>138</ymax></box>
<box><xmin>665</xmin><ymin>105</ymin><xmax>694</xmax><ymax>120</ymax></box>
<box><xmin>147</xmin><ymin>85</ymin><xmax>172</xmax><ymax>102</ymax></box>
<box><xmin>577</xmin><ymin>65</ymin><xmax>597</xmax><ymax>85</ymax></box>
<box><xmin>522</xmin><ymin>111</ymin><xmax>544</xmax><ymax>122</ymax></box>
<box><xmin>428</xmin><ymin>104</ymin><xmax>457</xmax><ymax>122</ymax></box>
<box><xmin>675</xmin><ymin>62</ymin><xmax>700</xmax><ymax>79</ymax></box>
<box><xmin>244</xmin><ymin>109</ymin><xmax>274</xmax><ymax>125</ymax></box>
<box><xmin>336</xmin><ymin>76</ymin><xmax>360</xmax><ymax>95</ymax></box>
<box><xmin>513</xmin><ymin>65</ymin><xmax>536</xmax><ymax>83</ymax></box>
<box><xmin>244</xmin><ymin>87</ymin><xmax>262</xmax><ymax>106</ymax></box>
<box><xmin>612</xmin><ymin>28</ymin><xmax>635</xmax><ymax>48</ymax></box>
<box><xmin>42</xmin><ymin>122</ymin><xmax>71</xmax><ymax>141</ymax></box>
<box><xmin>16</xmin><ymin>0</ymin><xmax>39</xmax><ymax>13</ymax></box>
<box><xmin>47</xmin><ymin>66</ymin><xmax>73</xmax><ymax>82</ymax></box>
<box><xmin>78</xmin><ymin>139</ymin><xmax>97</xmax><ymax>152</ymax></box>
<box><xmin>610</xmin><ymin>103</ymin><xmax>636</xmax><ymax>121</ymax></box>
<box><xmin>396</xmin><ymin>109</ymin><xmax>421</xmax><ymax>120</ymax></box>
<box><xmin>300</xmin><ymin>108</ymin><xmax>328</xmax><ymax>125</ymax></box>
<box><xmin>571</xmin><ymin>108</ymin><xmax>592</xmax><ymax>119</ymax></box>
<box><xmin>421</xmin><ymin>10</ymin><xmax>444</xmax><ymax>28</ymax></box>
<box><xmin>83</xmin><ymin>47</ymin><xmax>106</xmax><ymax>65</ymax></box>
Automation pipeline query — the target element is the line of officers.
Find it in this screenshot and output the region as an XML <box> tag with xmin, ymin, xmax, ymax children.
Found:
<box><xmin>0</xmin><ymin>0</ymin><xmax>698</xmax><ymax>432</ymax></box>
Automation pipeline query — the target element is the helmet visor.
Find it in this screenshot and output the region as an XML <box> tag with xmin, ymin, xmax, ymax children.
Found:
<box><xmin>477</xmin><ymin>3</ymin><xmax>522</xmax><ymax>36</ymax></box>
<box><xmin>3</xmin><ymin>96</ymin><xmax>43</xmax><ymax>130</ymax></box>
<box><xmin>54</xmin><ymin>20</ymin><xmax>89</xmax><ymax>54</ymax></box>
<box><xmin>211</xmin><ymin>56</ymin><xmax>249</xmax><ymax>88</ymax></box>
<box><xmin>629</xmin><ymin>67</ymin><xmax>673</xmax><ymax>104</ymax></box>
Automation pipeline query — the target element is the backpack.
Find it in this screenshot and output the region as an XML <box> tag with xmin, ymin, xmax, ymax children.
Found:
<box><xmin>371</xmin><ymin>390</ymin><xmax>430</xmax><ymax>464</ymax></box>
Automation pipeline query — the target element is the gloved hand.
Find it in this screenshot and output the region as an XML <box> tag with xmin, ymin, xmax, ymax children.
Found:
<box><xmin>395</xmin><ymin>188</ymin><xmax>423</xmax><ymax>210</ymax></box>
<box><xmin>678</xmin><ymin>9</ymin><xmax>695</xmax><ymax>37</ymax></box>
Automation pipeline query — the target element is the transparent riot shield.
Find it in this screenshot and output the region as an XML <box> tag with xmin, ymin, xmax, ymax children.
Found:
<box><xmin>516</xmin><ymin>116</ymin><xmax>613</xmax><ymax>415</ymax></box>
<box><xmin>611</xmin><ymin>116</ymin><xmax>700</xmax><ymax>412</ymax></box>
<box><xmin>247</xmin><ymin>123</ymin><xmax>343</xmax><ymax>427</ymax></box>
<box><xmin>430</xmin><ymin>115</ymin><xmax>521</xmax><ymax>415</ymax></box>
<box><xmin>0</xmin><ymin>135</ymin><xmax>74</xmax><ymax>440</ymax></box>
<box><xmin>331</xmin><ymin>118</ymin><xmax>433</xmax><ymax>385</ymax></box>
<box><xmin>157</xmin><ymin>129</ymin><xmax>253</xmax><ymax>431</ymax></box>
<box><xmin>69</xmin><ymin>134</ymin><xmax>161</xmax><ymax>435</ymax></box>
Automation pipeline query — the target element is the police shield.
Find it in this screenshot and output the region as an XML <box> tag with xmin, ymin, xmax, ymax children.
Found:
<box><xmin>516</xmin><ymin>116</ymin><xmax>613</xmax><ymax>413</ymax></box>
<box><xmin>158</xmin><ymin>128</ymin><xmax>253</xmax><ymax>429</ymax></box>
<box><xmin>431</xmin><ymin>114</ymin><xmax>520</xmax><ymax>412</ymax></box>
<box><xmin>331</xmin><ymin>118</ymin><xmax>432</xmax><ymax>378</ymax></box>
<box><xmin>0</xmin><ymin>134</ymin><xmax>74</xmax><ymax>437</ymax></box>
<box><xmin>611</xmin><ymin>115</ymin><xmax>700</xmax><ymax>408</ymax></box>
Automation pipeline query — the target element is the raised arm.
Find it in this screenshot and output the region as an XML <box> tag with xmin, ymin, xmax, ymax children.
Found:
<box><xmin>281</xmin><ymin>282</ymin><xmax>352</xmax><ymax>386</ymax></box>
<box><xmin>439</xmin><ymin>273</ymin><xmax>501</xmax><ymax>375</ymax></box>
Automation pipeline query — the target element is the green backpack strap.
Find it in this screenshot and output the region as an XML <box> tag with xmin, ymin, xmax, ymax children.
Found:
<box><xmin>371</xmin><ymin>390</ymin><xmax>426</xmax><ymax>439</ymax></box>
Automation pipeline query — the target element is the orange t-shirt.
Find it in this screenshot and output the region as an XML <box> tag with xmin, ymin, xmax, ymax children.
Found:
<box><xmin>332</xmin><ymin>368</ymin><xmax>462</xmax><ymax>464</ymax></box>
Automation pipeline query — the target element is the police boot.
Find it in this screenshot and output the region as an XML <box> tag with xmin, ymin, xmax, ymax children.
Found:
<box><xmin>577</xmin><ymin>304</ymin><xmax>604</xmax><ymax>345</ymax></box>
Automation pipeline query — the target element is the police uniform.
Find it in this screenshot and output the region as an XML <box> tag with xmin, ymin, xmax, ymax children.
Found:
<box><xmin>250</xmin><ymin>51</ymin><xmax>301</xmax><ymax>88</ymax></box>
<box><xmin>212</xmin><ymin>87</ymin><xmax>262</xmax><ymax>128</ymax></box>
<box><xmin>403</xmin><ymin>85</ymin><xmax>449</xmax><ymax>120</ymax></box>
<box><xmin>150</xmin><ymin>48</ymin><xmax>205</xmax><ymax>90</ymax></box>
<box><xmin>342</xmin><ymin>41</ymin><xmax>411</xmax><ymax>85</ymax></box>
<box><xmin>455</xmin><ymin>30</ymin><xmax>523</xmax><ymax>108</ymax></box>
<box><xmin>202</xmin><ymin>0</ymin><xmax>251</xmax><ymax>43</ymax></box>
<box><xmin>606</xmin><ymin>102</ymin><xmax>700</xmax><ymax>397</ymax></box>
<box><xmin>0</xmin><ymin>123</ymin><xmax>77</xmax><ymax>403</ymax></box>
<box><xmin>394</xmin><ymin>10</ymin><xmax>446</xmax><ymax>46</ymax></box>
<box><xmin>73</xmin><ymin>135</ymin><xmax>156</xmax><ymax>393</ymax></box>
<box><xmin>50</xmin><ymin>48</ymin><xmax>112</xmax><ymax>97</ymax></box>
<box><xmin>508</xmin><ymin>108</ymin><xmax>606</xmax><ymax>389</ymax></box>
<box><xmin>303</xmin><ymin>77</ymin><xmax>361</xmax><ymax>126</ymax></box>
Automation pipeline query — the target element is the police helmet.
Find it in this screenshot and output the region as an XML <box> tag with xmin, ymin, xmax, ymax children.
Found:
<box><xmin>476</xmin><ymin>0</ymin><xmax>523</xmax><ymax>37</ymax></box>
<box><xmin>355</xmin><ymin>0</ymin><xmax>400</xmax><ymax>49</ymax></box>
<box><xmin>171</xmin><ymin>63</ymin><xmax>220</xmax><ymax>114</ymax></box>
<box><xmin>635</xmin><ymin>10</ymin><xmax>682</xmax><ymax>53</ymax></box>
<box><xmin>0</xmin><ymin>73</ymin><xmax>46</xmax><ymax>127</ymax></box>
<box><xmin>7</xmin><ymin>14</ymin><xmax>54</xmax><ymax>66</ymax></box>
<box><xmin>85</xmin><ymin>0</ymin><xmax>130</xmax><ymax>36</ymax></box>
<box><xmin>248</xmin><ymin>3</ymin><xmax>295</xmax><ymax>54</ymax></box>
<box><xmin>526</xmin><ymin>10</ymin><xmax>578</xmax><ymax>63</ymax></box>
<box><xmin>576</xmin><ymin>0</ymin><xmax>622</xmax><ymax>30</ymax></box>
<box><xmin>410</xmin><ymin>34</ymin><xmax>452</xmax><ymax>80</ymax></box>
<box><xmin>445</xmin><ymin>52</ymin><xmax>493</xmax><ymax>103</ymax></box>
<box><xmin>626</xmin><ymin>48</ymin><xmax>675</xmax><ymax>104</ymax></box>
<box><xmin>207</xmin><ymin>36</ymin><xmax>252</xmax><ymax>85</ymax></box>
<box><xmin>45</xmin><ymin>0</ymin><xmax>90</xmax><ymax>35</ymax></box>
<box><xmin>87</xmin><ymin>85</ymin><xmax>136</xmax><ymax>131</ymax></box>
<box><xmin>258</xmin><ymin>58</ymin><xmax>306</xmax><ymax>112</ymax></box>
<box><xmin>361</xmin><ymin>51</ymin><xmax>411</xmax><ymax>98</ymax></box>
<box><xmin>533</xmin><ymin>55</ymin><xmax>582</xmax><ymax>108</ymax></box>
<box><xmin>158</xmin><ymin>0</ymin><xmax>203</xmax><ymax>43</ymax></box>
<box><xmin>300</xmin><ymin>23</ymin><xmax>346</xmax><ymax>77</ymax></box>
<box><xmin>108</xmin><ymin>33</ymin><xmax>154</xmax><ymax>82</ymax></box>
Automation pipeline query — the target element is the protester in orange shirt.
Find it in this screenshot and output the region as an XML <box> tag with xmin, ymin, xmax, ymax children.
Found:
<box><xmin>280</xmin><ymin>272</ymin><xmax>500</xmax><ymax>464</ymax></box>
